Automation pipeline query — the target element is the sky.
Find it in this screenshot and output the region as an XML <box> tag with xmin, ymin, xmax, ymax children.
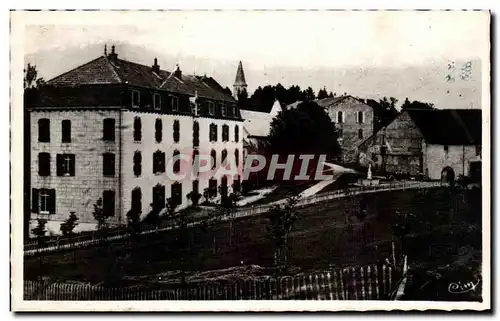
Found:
<box><xmin>20</xmin><ymin>10</ymin><xmax>489</xmax><ymax>109</ymax></box>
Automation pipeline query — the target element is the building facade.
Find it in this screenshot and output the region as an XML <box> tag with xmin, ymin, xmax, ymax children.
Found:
<box><xmin>358</xmin><ymin>109</ymin><xmax>482</xmax><ymax>181</ymax></box>
<box><xmin>28</xmin><ymin>46</ymin><xmax>243</xmax><ymax>232</ymax></box>
<box><xmin>315</xmin><ymin>96</ymin><xmax>374</xmax><ymax>162</ymax></box>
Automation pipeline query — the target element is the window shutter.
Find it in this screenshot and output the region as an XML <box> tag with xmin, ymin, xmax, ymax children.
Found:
<box><xmin>56</xmin><ymin>154</ymin><xmax>64</xmax><ymax>176</ymax></box>
<box><xmin>31</xmin><ymin>188</ymin><xmax>39</xmax><ymax>213</ymax></box>
<box><xmin>48</xmin><ymin>189</ymin><xmax>56</xmax><ymax>214</ymax></box>
<box><xmin>70</xmin><ymin>154</ymin><xmax>76</xmax><ymax>176</ymax></box>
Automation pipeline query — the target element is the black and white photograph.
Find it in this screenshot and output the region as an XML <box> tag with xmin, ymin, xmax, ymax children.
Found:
<box><xmin>10</xmin><ymin>9</ymin><xmax>490</xmax><ymax>311</ymax></box>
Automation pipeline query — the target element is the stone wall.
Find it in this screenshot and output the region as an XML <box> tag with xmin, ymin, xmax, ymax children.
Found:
<box><xmin>30</xmin><ymin>109</ymin><xmax>121</xmax><ymax>225</ymax></box>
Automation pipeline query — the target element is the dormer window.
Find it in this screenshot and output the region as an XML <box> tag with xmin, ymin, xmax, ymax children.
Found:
<box><xmin>132</xmin><ymin>90</ymin><xmax>140</xmax><ymax>108</ymax></box>
<box><xmin>208</xmin><ymin>101</ymin><xmax>215</xmax><ymax>116</ymax></box>
<box><xmin>171</xmin><ymin>95</ymin><xmax>179</xmax><ymax>112</ymax></box>
<box><xmin>232</xmin><ymin>104</ymin><xmax>237</xmax><ymax>117</ymax></box>
<box><xmin>153</xmin><ymin>93</ymin><xmax>161</xmax><ymax>110</ymax></box>
<box><xmin>221</xmin><ymin>103</ymin><xmax>227</xmax><ymax>117</ymax></box>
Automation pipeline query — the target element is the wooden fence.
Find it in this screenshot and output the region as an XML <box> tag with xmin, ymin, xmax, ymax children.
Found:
<box><xmin>24</xmin><ymin>263</ymin><xmax>396</xmax><ymax>301</ymax></box>
<box><xmin>24</xmin><ymin>181</ymin><xmax>441</xmax><ymax>256</ymax></box>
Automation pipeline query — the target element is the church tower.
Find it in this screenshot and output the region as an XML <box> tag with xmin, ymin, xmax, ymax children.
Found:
<box><xmin>233</xmin><ymin>61</ymin><xmax>248</xmax><ymax>100</ymax></box>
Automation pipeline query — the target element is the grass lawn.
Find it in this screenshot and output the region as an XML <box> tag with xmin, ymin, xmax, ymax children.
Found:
<box><xmin>24</xmin><ymin>187</ymin><xmax>481</xmax><ymax>288</ymax></box>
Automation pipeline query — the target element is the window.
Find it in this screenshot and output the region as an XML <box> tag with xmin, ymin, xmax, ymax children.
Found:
<box><xmin>103</xmin><ymin>118</ymin><xmax>115</xmax><ymax>141</ymax></box>
<box><xmin>61</xmin><ymin>120</ymin><xmax>71</xmax><ymax>143</ymax></box>
<box><xmin>222</xmin><ymin>124</ymin><xmax>229</xmax><ymax>142</ymax></box>
<box><xmin>173</xmin><ymin>150</ymin><xmax>181</xmax><ymax>173</ymax></box>
<box><xmin>337</xmin><ymin>111</ymin><xmax>344</xmax><ymax>124</ymax></box>
<box><xmin>444</xmin><ymin>145</ymin><xmax>449</xmax><ymax>153</ymax></box>
<box><xmin>38</xmin><ymin>153</ymin><xmax>50</xmax><ymax>176</ymax></box>
<box><xmin>358</xmin><ymin>129</ymin><xmax>364</xmax><ymax>139</ymax></box>
<box><xmin>192</xmin><ymin>180</ymin><xmax>199</xmax><ymax>205</ymax></box>
<box><xmin>103</xmin><ymin>190</ymin><xmax>115</xmax><ymax>217</ymax></box>
<box><xmin>153</xmin><ymin>93</ymin><xmax>161</xmax><ymax>110</ymax></box>
<box><xmin>134</xmin><ymin>117</ymin><xmax>142</xmax><ymax>142</ymax></box>
<box><xmin>193</xmin><ymin>121</ymin><xmax>200</xmax><ymax>147</ymax></box>
<box><xmin>173</xmin><ymin>120</ymin><xmax>180</xmax><ymax>143</ymax></box>
<box><xmin>132</xmin><ymin>90</ymin><xmax>140</xmax><ymax>108</ymax></box>
<box><xmin>209</xmin><ymin>178</ymin><xmax>217</xmax><ymax>198</ymax></box>
<box><xmin>210</xmin><ymin>149</ymin><xmax>217</xmax><ymax>170</ymax></box>
<box><xmin>152</xmin><ymin>184</ymin><xmax>165</xmax><ymax>211</ymax></box>
<box><xmin>234</xmin><ymin>149</ymin><xmax>240</xmax><ymax>168</ymax></box>
<box><xmin>56</xmin><ymin>154</ymin><xmax>75</xmax><ymax>176</ymax></box>
<box><xmin>171</xmin><ymin>95</ymin><xmax>179</xmax><ymax>112</ymax></box>
<box><xmin>221</xmin><ymin>103</ymin><xmax>227</xmax><ymax>117</ymax></box>
<box><xmin>221</xmin><ymin>149</ymin><xmax>228</xmax><ymax>165</ymax></box>
<box><xmin>103</xmin><ymin>153</ymin><xmax>115</xmax><ymax>177</ymax></box>
<box><xmin>192</xmin><ymin>149</ymin><xmax>200</xmax><ymax>176</ymax></box>
<box><xmin>131</xmin><ymin>188</ymin><xmax>142</xmax><ymax>212</ymax></box>
<box><xmin>476</xmin><ymin>145</ymin><xmax>481</xmax><ymax>157</ymax></box>
<box><xmin>38</xmin><ymin>118</ymin><xmax>50</xmax><ymax>142</ymax></box>
<box><xmin>209</xmin><ymin>123</ymin><xmax>218</xmax><ymax>142</ymax></box>
<box><xmin>232</xmin><ymin>105</ymin><xmax>237</xmax><ymax>117</ymax></box>
<box><xmin>32</xmin><ymin>188</ymin><xmax>55</xmax><ymax>214</ymax></box>
<box><xmin>171</xmin><ymin>182</ymin><xmax>182</xmax><ymax>206</ymax></box>
<box><xmin>208</xmin><ymin>101</ymin><xmax>215</xmax><ymax>116</ymax></box>
<box><xmin>155</xmin><ymin>118</ymin><xmax>162</xmax><ymax>143</ymax></box>
<box><xmin>357</xmin><ymin>111</ymin><xmax>364</xmax><ymax>124</ymax></box>
<box><xmin>234</xmin><ymin>126</ymin><xmax>239</xmax><ymax>142</ymax></box>
<box><xmin>153</xmin><ymin>150</ymin><xmax>166</xmax><ymax>174</ymax></box>
<box><xmin>133</xmin><ymin>151</ymin><xmax>142</xmax><ymax>176</ymax></box>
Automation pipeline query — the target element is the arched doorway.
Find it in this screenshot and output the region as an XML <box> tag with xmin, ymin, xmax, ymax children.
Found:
<box><xmin>441</xmin><ymin>166</ymin><xmax>455</xmax><ymax>185</ymax></box>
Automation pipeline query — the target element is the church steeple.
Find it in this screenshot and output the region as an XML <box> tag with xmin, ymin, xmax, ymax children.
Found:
<box><xmin>233</xmin><ymin>61</ymin><xmax>248</xmax><ymax>99</ymax></box>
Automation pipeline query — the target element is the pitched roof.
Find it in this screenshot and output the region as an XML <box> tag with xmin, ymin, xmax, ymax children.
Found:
<box><xmin>46</xmin><ymin>55</ymin><xmax>235</xmax><ymax>103</ymax></box>
<box><xmin>407</xmin><ymin>109</ymin><xmax>482</xmax><ymax>145</ymax></box>
<box><xmin>315</xmin><ymin>96</ymin><xmax>348</xmax><ymax>107</ymax></box>
<box><xmin>240</xmin><ymin>109</ymin><xmax>275</xmax><ymax>137</ymax></box>
<box><xmin>234</xmin><ymin>61</ymin><xmax>247</xmax><ymax>86</ymax></box>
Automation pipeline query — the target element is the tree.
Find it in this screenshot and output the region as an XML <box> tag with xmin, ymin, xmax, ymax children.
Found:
<box><xmin>186</xmin><ymin>190</ymin><xmax>202</xmax><ymax>207</ymax></box>
<box><xmin>126</xmin><ymin>208</ymin><xmax>141</xmax><ymax>239</ymax></box>
<box><xmin>92</xmin><ymin>198</ymin><xmax>109</xmax><ymax>235</ymax></box>
<box><xmin>268</xmin><ymin>100</ymin><xmax>341</xmax><ymax>157</ymax></box>
<box><xmin>400</xmin><ymin>98</ymin><xmax>435</xmax><ymax>111</ymax></box>
<box><xmin>60</xmin><ymin>212</ymin><xmax>79</xmax><ymax>265</ymax></box>
<box><xmin>302</xmin><ymin>86</ymin><xmax>316</xmax><ymax>101</ymax></box>
<box><xmin>24</xmin><ymin>63</ymin><xmax>45</xmax><ymax>89</ymax></box>
<box><xmin>60</xmin><ymin>212</ymin><xmax>79</xmax><ymax>237</ymax></box>
<box><xmin>265</xmin><ymin>195</ymin><xmax>299</xmax><ymax>269</ymax></box>
<box><xmin>366</xmin><ymin>97</ymin><xmax>399</xmax><ymax>132</ymax></box>
<box><xmin>317</xmin><ymin>87</ymin><xmax>329</xmax><ymax>99</ymax></box>
<box><xmin>32</xmin><ymin>218</ymin><xmax>47</xmax><ymax>274</ymax></box>
<box><xmin>328</xmin><ymin>91</ymin><xmax>335</xmax><ymax>98</ymax></box>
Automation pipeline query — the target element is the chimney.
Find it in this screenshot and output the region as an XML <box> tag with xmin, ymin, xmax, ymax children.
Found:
<box><xmin>174</xmin><ymin>64</ymin><xmax>182</xmax><ymax>79</ymax></box>
<box><xmin>152</xmin><ymin>57</ymin><xmax>160</xmax><ymax>73</ymax></box>
<box><xmin>108</xmin><ymin>45</ymin><xmax>118</xmax><ymax>62</ymax></box>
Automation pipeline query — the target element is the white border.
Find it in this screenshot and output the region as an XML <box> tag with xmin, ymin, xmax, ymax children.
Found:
<box><xmin>9</xmin><ymin>8</ymin><xmax>492</xmax><ymax>312</ymax></box>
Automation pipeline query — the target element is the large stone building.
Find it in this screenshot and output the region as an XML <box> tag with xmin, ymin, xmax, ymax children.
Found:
<box><xmin>315</xmin><ymin>95</ymin><xmax>374</xmax><ymax>162</ymax></box>
<box><xmin>358</xmin><ymin>108</ymin><xmax>482</xmax><ymax>181</ymax></box>
<box><xmin>28</xmin><ymin>45</ymin><xmax>243</xmax><ymax>232</ymax></box>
